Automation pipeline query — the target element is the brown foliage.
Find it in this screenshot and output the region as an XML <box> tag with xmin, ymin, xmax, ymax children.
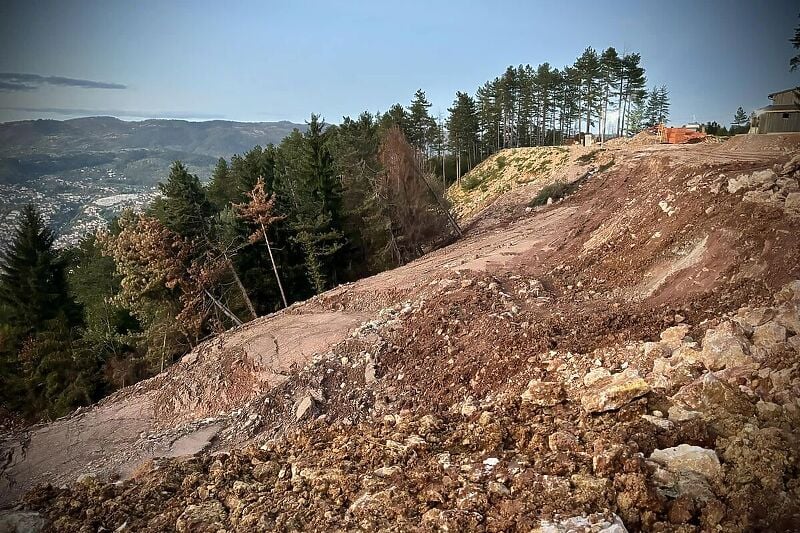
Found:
<box><xmin>377</xmin><ymin>126</ymin><xmax>451</xmax><ymax>263</ymax></box>
<box><xmin>99</xmin><ymin>212</ymin><xmax>226</xmax><ymax>338</ymax></box>
<box><xmin>233</xmin><ymin>177</ymin><xmax>283</xmax><ymax>244</ymax></box>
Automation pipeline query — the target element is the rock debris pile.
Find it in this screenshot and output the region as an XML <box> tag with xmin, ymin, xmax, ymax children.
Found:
<box><xmin>14</xmin><ymin>279</ymin><xmax>800</xmax><ymax>532</ymax></box>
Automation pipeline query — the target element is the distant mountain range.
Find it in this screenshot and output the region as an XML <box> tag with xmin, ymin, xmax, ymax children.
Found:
<box><xmin>0</xmin><ymin>116</ymin><xmax>304</xmax><ymax>185</ymax></box>
<box><xmin>0</xmin><ymin>117</ymin><xmax>304</xmax><ymax>249</ymax></box>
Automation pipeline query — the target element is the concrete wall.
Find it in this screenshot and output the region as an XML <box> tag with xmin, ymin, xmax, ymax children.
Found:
<box><xmin>759</xmin><ymin>111</ymin><xmax>800</xmax><ymax>133</ymax></box>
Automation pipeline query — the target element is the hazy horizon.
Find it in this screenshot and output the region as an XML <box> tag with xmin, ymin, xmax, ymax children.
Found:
<box><xmin>1</xmin><ymin>0</ymin><xmax>798</xmax><ymax>127</ymax></box>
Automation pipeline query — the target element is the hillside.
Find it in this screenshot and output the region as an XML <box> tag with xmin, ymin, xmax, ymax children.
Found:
<box><xmin>0</xmin><ymin>117</ymin><xmax>303</xmax><ymax>248</ymax></box>
<box><xmin>2</xmin><ymin>134</ymin><xmax>800</xmax><ymax>531</ymax></box>
<box><xmin>0</xmin><ymin>117</ymin><xmax>304</xmax><ymax>186</ymax></box>
<box><xmin>447</xmin><ymin>145</ymin><xmax>615</xmax><ymax>220</ymax></box>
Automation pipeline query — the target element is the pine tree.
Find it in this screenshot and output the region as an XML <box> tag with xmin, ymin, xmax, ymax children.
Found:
<box><xmin>575</xmin><ymin>47</ymin><xmax>602</xmax><ymax>134</ymax></box>
<box><xmin>446</xmin><ymin>92</ymin><xmax>479</xmax><ymax>178</ymax></box>
<box><xmin>150</xmin><ymin>162</ymin><xmax>215</xmax><ymax>239</ymax></box>
<box><xmin>206</xmin><ymin>157</ymin><xmax>236</xmax><ymax>209</ymax></box>
<box><xmin>406</xmin><ymin>89</ymin><xmax>437</xmax><ymax>156</ymax></box>
<box><xmin>0</xmin><ymin>204</ymin><xmax>81</xmax><ymax>334</ymax></box>
<box><xmin>656</xmin><ymin>85</ymin><xmax>670</xmax><ymax>124</ymax></box>
<box><xmin>476</xmin><ymin>79</ymin><xmax>501</xmax><ymax>155</ymax></box>
<box><xmin>0</xmin><ymin>204</ymin><xmax>87</xmax><ymax>418</ymax></box>
<box><xmin>732</xmin><ymin>107</ymin><xmax>748</xmax><ymax>133</ymax></box>
<box><xmin>644</xmin><ymin>86</ymin><xmax>669</xmax><ymax>126</ymax></box>
<box><xmin>618</xmin><ymin>54</ymin><xmax>647</xmax><ymax>135</ymax></box>
<box><xmin>274</xmin><ymin>115</ymin><xmax>346</xmax><ymax>293</ymax></box>
<box><xmin>599</xmin><ymin>47</ymin><xmax>621</xmax><ymax>140</ymax></box>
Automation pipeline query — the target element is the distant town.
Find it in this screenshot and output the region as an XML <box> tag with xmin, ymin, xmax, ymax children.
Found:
<box><xmin>0</xmin><ymin>166</ymin><xmax>159</xmax><ymax>250</ymax></box>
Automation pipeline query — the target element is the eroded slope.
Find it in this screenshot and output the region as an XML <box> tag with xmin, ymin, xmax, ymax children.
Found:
<box><xmin>3</xmin><ymin>135</ymin><xmax>800</xmax><ymax>532</ymax></box>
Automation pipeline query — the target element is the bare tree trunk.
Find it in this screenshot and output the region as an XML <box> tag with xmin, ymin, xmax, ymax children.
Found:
<box><xmin>261</xmin><ymin>223</ymin><xmax>288</xmax><ymax>309</ymax></box>
<box><xmin>442</xmin><ymin>149</ymin><xmax>446</xmax><ymax>190</ymax></box>
<box><xmin>419</xmin><ymin>173</ymin><xmax>462</xmax><ymax>237</ymax></box>
<box><xmin>204</xmin><ymin>289</ymin><xmax>243</xmax><ymax>327</ymax></box>
<box><xmin>160</xmin><ymin>330</ymin><xmax>167</xmax><ymax>373</ymax></box>
<box><xmin>225</xmin><ymin>254</ymin><xmax>256</xmax><ymax>320</ymax></box>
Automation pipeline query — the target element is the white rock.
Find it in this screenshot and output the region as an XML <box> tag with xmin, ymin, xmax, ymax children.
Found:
<box><xmin>649</xmin><ymin>444</ymin><xmax>721</xmax><ymax>480</ymax></box>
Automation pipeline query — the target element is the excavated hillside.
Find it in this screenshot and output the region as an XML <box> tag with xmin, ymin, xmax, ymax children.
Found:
<box><xmin>2</xmin><ymin>134</ymin><xmax>800</xmax><ymax>532</ymax></box>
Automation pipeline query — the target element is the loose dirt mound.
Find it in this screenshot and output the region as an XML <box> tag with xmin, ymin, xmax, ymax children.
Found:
<box><xmin>715</xmin><ymin>133</ymin><xmax>800</xmax><ymax>153</ymax></box>
<box><xmin>3</xmin><ymin>139</ymin><xmax>800</xmax><ymax>531</ymax></box>
<box><xmin>605</xmin><ymin>131</ymin><xmax>661</xmax><ymax>147</ymax></box>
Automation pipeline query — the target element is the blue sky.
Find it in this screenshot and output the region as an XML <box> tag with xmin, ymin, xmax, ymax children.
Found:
<box><xmin>0</xmin><ymin>0</ymin><xmax>798</xmax><ymax>127</ymax></box>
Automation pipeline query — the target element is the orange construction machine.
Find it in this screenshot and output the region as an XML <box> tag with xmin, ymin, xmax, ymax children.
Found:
<box><xmin>656</xmin><ymin>124</ymin><xmax>707</xmax><ymax>144</ymax></box>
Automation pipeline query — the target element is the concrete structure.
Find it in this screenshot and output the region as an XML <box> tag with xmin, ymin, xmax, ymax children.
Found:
<box><xmin>755</xmin><ymin>88</ymin><xmax>800</xmax><ymax>133</ymax></box>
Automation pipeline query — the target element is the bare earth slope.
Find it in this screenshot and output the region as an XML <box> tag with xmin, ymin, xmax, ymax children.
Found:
<box><xmin>2</xmin><ymin>134</ymin><xmax>800</xmax><ymax>531</ymax></box>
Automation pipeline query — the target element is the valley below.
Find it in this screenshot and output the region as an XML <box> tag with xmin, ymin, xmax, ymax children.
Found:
<box><xmin>0</xmin><ymin>117</ymin><xmax>302</xmax><ymax>248</ymax></box>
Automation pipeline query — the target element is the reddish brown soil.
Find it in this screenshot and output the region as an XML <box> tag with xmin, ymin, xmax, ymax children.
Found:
<box><xmin>3</xmin><ymin>134</ymin><xmax>800</xmax><ymax>531</ymax></box>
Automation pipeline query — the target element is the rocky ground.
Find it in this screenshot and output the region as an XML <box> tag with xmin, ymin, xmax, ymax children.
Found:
<box><xmin>2</xmin><ymin>135</ymin><xmax>800</xmax><ymax>532</ymax></box>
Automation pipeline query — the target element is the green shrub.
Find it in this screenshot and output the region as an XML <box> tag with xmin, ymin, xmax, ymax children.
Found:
<box><xmin>495</xmin><ymin>155</ymin><xmax>507</xmax><ymax>170</ymax></box>
<box><xmin>529</xmin><ymin>181</ymin><xmax>571</xmax><ymax>207</ymax></box>
<box><xmin>461</xmin><ymin>173</ymin><xmax>483</xmax><ymax>191</ymax></box>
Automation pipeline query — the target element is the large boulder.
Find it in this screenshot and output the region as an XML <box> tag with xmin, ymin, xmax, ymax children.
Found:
<box><xmin>650</xmin><ymin>444</ymin><xmax>722</xmax><ymax>481</ymax></box>
<box><xmin>699</xmin><ymin>321</ymin><xmax>752</xmax><ymax>370</ymax></box>
<box><xmin>581</xmin><ymin>370</ymin><xmax>650</xmax><ymax>413</ymax></box>
<box><xmin>752</xmin><ymin>321</ymin><xmax>786</xmax><ymax>348</ymax></box>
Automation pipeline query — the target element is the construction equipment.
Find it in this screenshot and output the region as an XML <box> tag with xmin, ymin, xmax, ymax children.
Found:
<box><xmin>655</xmin><ymin>123</ymin><xmax>707</xmax><ymax>144</ymax></box>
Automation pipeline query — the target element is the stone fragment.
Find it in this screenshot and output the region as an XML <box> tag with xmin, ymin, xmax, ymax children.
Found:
<box><xmin>364</xmin><ymin>358</ymin><xmax>377</xmax><ymax>384</ymax></box>
<box><xmin>743</xmin><ymin>190</ymin><xmax>778</xmax><ymax>205</ymax></box>
<box><xmin>176</xmin><ymin>501</ymin><xmax>227</xmax><ymax>532</ymax></box>
<box><xmin>752</xmin><ymin>321</ymin><xmax>786</xmax><ymax>347</ymax></box>
<box><xmin>521</xmin><ymin>380</ymin><xmax>565</xmax><ymax>406</ymax></box>
<box><xmin>672</xmin><ymin>373</ymin><xmax>754</xmax><ymax>417</ymax></box>
<box><xmin>667</xmin><ymin>404</ymin><xmax>702</xmax><ymax>423</ymax></box>
<box><xmin>785</xmin><ymin>192</ymin><xmax>800</xmax><ymax>215</ymax></box>
<box><xmin>775</xmin><ymin>280</ymin><xmax>800</xmax><ymax>303</ymax></box>
<box><xmin>583</xmin><ymin>367</ymin><xmax>611</xmax><ymax>386</ymax></box>
<box><xmin>649</xmin><ymin>356</ymin><xmax>704</xmax><ymax>393</ymax></box>
<box><xmin>727</xmin><ymin>169</ymin><xmax>776</xmax><ymax>194</ymax></box>
<box><xmin>780</xmin><ymin>154</ymin><xmax>800</xmax><ymax>176</ymax></box>
<box><xmin>642</xmin><ymin>414</ymin><xmax>674</xmax><ymax>430</ymax></box>
<box><xmin>643</xmin><ymin>341</ymin><xmax>671</xmax><ymax>359</ymax></box>
<box><xmin>734</xmin><ymin>306</ymin><xmax>775</xmax><ymax>328</ymax></box>
<box><xmin>650</xmin><ymin>444</ymin><xmax>721</xmax><ymax>480</ymax></box>
<box><xmin>488</xmin><ymin>481</ymin><xmax>510</xmax><ymax>496</ymax></box>
<box><xmin>295</xmin><ymin>395</ymin><xmax>314</xmax><ymax>421</ymax></box>
<box><xmin>699</xmin><ymin>321</ymin><xmax>752</xmax><ymax>370</ymax></box>
<box><xmin>548</xmin><ymin>430</ymin><xmax>579</xmax><ymax>452</ymax></box>
<box><xmin>660</xmin><ymin>324</ymin><xmax>690</xmax><ymax>347</ymax></box>
<box><xmin>581</xmin><ymin>370</ymin><xmax>650</xmax><ymax>413</ymax></box>
<box><xmin>775</xmin><ymin>306</ymin><xmax>800</xmax><ymax>335</ymax></box>
<box><xmin>374</xmin><ymin>465</ymin><xmax>401</xmax><ymax>478</ymax></box>
<box><xmin>0</xmin><ymin>511</ymin><xmax>46</xmax><ymax>533</ymax></box>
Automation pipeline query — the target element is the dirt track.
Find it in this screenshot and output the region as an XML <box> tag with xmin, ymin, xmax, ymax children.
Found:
<box><xmin>2</xmin><ymin>135</ymin><xmax>800</xmax><ymax>522</ymax></box>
